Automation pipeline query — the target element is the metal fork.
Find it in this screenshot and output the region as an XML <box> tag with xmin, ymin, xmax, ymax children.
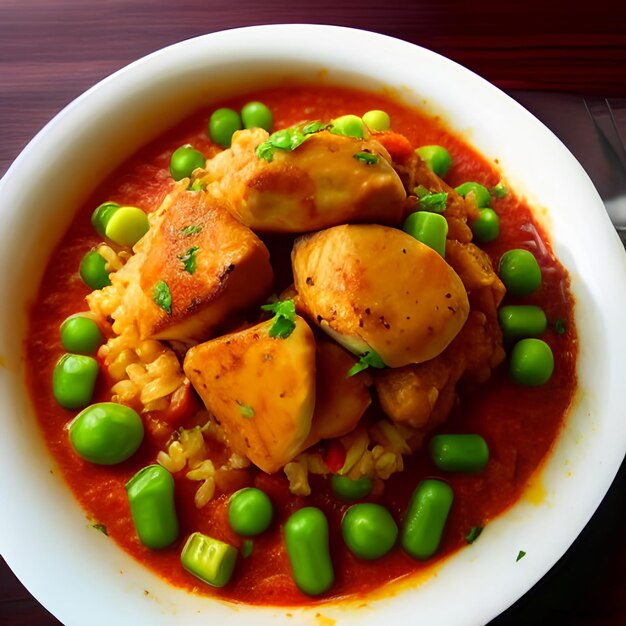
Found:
<box><xmin>583</xmin><ymin>97</ymin><xmax>626</xmax><ymax>246</ymax></box>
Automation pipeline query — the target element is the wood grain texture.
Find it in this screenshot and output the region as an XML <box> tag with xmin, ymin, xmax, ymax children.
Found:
<box><xmin>1</xmin><ymin>1</ymin><xmax>625</xmax><ymax>624</ymax></box>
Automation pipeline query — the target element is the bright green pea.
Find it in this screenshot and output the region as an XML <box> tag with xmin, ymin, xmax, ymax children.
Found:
<box><xmin>362</xmin><ymin>109</ymin><xmax>390</xmax><ymax>132</ymax></box>
<box><xmin>471</xmin><ymin>208</ymin><xmax>500</xmax><ymax>243</ymax></box>
<box><xmin>499</xmin><ymin>249</ymin><xmax>542</xmax><ymax>296</ymax></box>
<box><xmin>209</xmin><ymin>107</ymin><xmax>243</xmax><ymax>148</ymax></box>
<box><xmin>104</xmin><ymin>206</ymin><xmax>150</xmax><ymax>248</ymax></box>
<box><xmin>331</xmin><ymin>474</ymin><xmax>373</xmax><ymax>501</ymax></box>
<box><xmin>455</xmin><ymin>182</ymin><xmax>491</xmax><ymax>208</ymax></box>
<box><xmin>341</xmin><ymin>503</ymin><xmax>398</xmax><ymax>560</ymax></box>
<box><xmin>60</xmin><ymin>315</ymin><xmax>104</xmax><ymax>355</ymax></box>
<box><xmin>241</xmin><ymin>101</ymin><xmax>273</xmax><ymax>132</ymax></box>
<box><xmin>126</xmin><ymin>465</ymin><xmax>179</xmax><ymax>550</ymax></box>
<box><xmin>79</xmin><ymin>249</ymin><xmax>111</xmax><ymax>290</ymax></box>
<box><xmin>228</xmin><ymin>487</ymin><xmax>273</xmax><ymax>536</ymax></box>
<box><xmin>429</xmin><ymin>434</ymin><xmax>489</xmax><ymax>473</ymax></box>
<box><xmin>69</xmin><ymin>402</ymin><xmax>144</xmax><ymax>464</ymax></box>
<box><xmin>510</xmin><ymin>338</ymin><xmax>554</xmax><ymax>386</ymax></box>
<box><xmin>498</xmin><ymin>305</ymin><xmax>548</xmax><ymax>341</ymax></box>
<box><xmin>181</xmin><ymin>532</ymin><xmax>238</xmax><ymax>588</ymax></box>
<box><xmin>329</xmin><ymin>114</ymin><xmax>364</xmax><ymax>139</ymax></box>
<box><xmin>52</xmin><ymin>354</ymin><xmax>99</xmax><ymax>410</ymax></box>
<box><xmin>91</xmin><ymin>201</ymin><xmax>120</xmax><ymax>238</ymax></box>
<box><xmin>401</xmin><ymin>479</ymin><xmax>453</xmax><ymax>560</ymax></box>
<box><xmin>415</xmin><ymin>145</ymin><xmax>452</xmax><ymax>177</ymax></box>
<box><xmin>284</xmin><ymin>507</ymin><xmax>334</xmax><ymax>596</ymax></box>
<box><xmin>169</xmin><ymin>144</ymin><xmax>206</xmax><ymax>181</ymax></box>
<box><xmin>403</xmin><ymin>211</ymin><xmax>448</xmax><ymax>257</ymax></box>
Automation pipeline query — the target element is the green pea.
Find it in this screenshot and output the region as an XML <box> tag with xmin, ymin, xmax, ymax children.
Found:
<box><xmin>401</xmin><ymin>479</ymin><xmax>453</xmax><ymax>560</ymax></box>
<box><xmin>429</xmin><ymin>434</ymin><xmax>489</xmax><ymax>473</ymax></box>
<box><xmin>510</xmin><ymin>338</ymin><xmax>554</xmax><ymax>386</ymax></box>
<box><xmin>79</xmin><ymin>249</ymin><xmax>111</xmax><ymax>290</ymax></box>
<box><xmin>241</xmin><ymin>101</ymin><xmax>273</xmax><ymax>132</ymax></box>
<box><xmin>126</xmin><ymin>464</ymin><xmax>179</xmax><ymax>549</ymax></box>
<box><xmin>329</xmin><ymin>114</ymin><xmax>365</xmax><ymax>139</ymax></box>
<box><xmin>169</xmin><ymin>144</ymin><xmax>206</xmax><ymax>181</ymax></box>
<box><xmin>499</xmin><ymin>249</ymin><xmax>542</xmax><ymax>296</ymax></box>
<box><xmin>69</xmin><ymin>402</ymin><xmax>144</xmax><ymax>464</ymax></box>
<box><xmin>403</xmin><ymin>211</ymin><xmax>448</xmax><ymax>257</ymax></box>
<box><xmin>228</xmin><ymin>487</ymin><xmax>273</xmax><ymax>536</ymax></box>
<box><xmin>104</xmin><ymin>206</ymin><xmax>150</xmax><ymax>248</ymax></box>
<box><xmin>362</xmin><ymin>109</ymin><xmax>390</xmax><ymax>132</ymax></box>
<box><xmin>181</xmin><ymin>532</ymin><xmax>238</xmax><ymax>588</ymax></box>
<box><xmin>60</xmin><ymin>315</ymin><xmax>104</xmax><ymax>355</ymax></box>
<box><xmin>284</xmin><ymin>507</ymin><xmax>334</xmax><ymax>596</ymax></box>
<box><xmin>498</xmin><ymin>305</ymin><xmax>548</xmax><ymax>341</ymax></box>
<box><xmin>331</xmin><ymin>474</ymin><xmax>373</xmax><ymax>501</ymax></box>
<box><xmin>455</xmin><ymin>182</ymin><xmax>491</xmax><ymax>208</ymax></box>
<box><xmin>471</xmin><ymin>208</ymin><xmax>500</xmax><ymax>243</ymax></box>
<box><xmin>341</xmin><ymin>503</ymin><xmax>398</xmax><ymax>560</ymax></box>
<box><xmin>52</xmin><ymin>354</ymin><xmax>99</xmax><ymax>410</ymax></box>
<box><xmin>91</xmin><ymin>201</ymin><xmax>120</xmax><ymax>238</ymax></box>
<box><xmin>209</xmin><ymin>107</ymin><xmax>243</xmax><ymax>148</ymax></box>
<box><xmin>415</xmin><ymin>145</ymin><xmax>452</xmax><ymax>177</ymax></box>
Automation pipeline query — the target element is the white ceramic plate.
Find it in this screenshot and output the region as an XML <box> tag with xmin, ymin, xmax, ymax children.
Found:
<box><xmin>1</xmin><ymin>24</ymin><xmax>625</xmax><ymax>626</ymax></box>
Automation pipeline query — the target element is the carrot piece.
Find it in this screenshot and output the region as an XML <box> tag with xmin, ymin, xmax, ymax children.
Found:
<box><xmin>376</xmin><ymin>131</ymin><xmax>414</xmax><ymax>163</ymax></box>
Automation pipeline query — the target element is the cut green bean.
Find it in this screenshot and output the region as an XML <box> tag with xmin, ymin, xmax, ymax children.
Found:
<box><xmin>498</xmin><ymin>305</ymin><xmax>548</xmax><ymax>341</ymax></box>
<box><xmin>181</xmin><ymin>532</ymin><xmax>237</xmax><ymax>588</ymax></box>
<box><xmin>403</xmin><ymin>211</ymin><xmax>448</xmax><ymax>257</ymax></box>
<box><xmin>52</xmin><ymin>354</ymin><xmax>99</xmax><ymax>409</ymax></box>
<box><xmin>401</xmin><ymin>479</ymin><xmax>453</xmax><ymax>560</ymax></box>
<box><xmin>429</xmin><ymin>434</ymin><xmax>489</xmax><ymax>473</ymax></box>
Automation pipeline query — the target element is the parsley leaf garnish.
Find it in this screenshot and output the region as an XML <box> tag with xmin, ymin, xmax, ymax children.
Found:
<box><xmin>353</xmin><ymin>151</ymin><xmax>379</xmax><ymax>165</ymax></box>
<box><xmin>241</xmin><ymin>539</ymin><xmax>254</xmax><ymax>558</ymax></box>
<box><xmin>237</xmin><ymin>402</ymin><xmax>255</xmax><ymax>419</ymax></box>
<box><xmin>92</xmin><ymin>523</ymin><xmax>108</xmax><ymax>536</ymax></box>
<box><xmin>256</xmin><ymin>122</ymin><xmax>326</xmax><ymax>163</ymax></box>
<box><xmin>347</xmin><ymin>350</ymin><xmax>386</xmax><ymax>377</ymax></box>
<box><xmin>180</xmin><ymin>224</ymin><xmax>202</xmax><ymax>237</ymax></box>
<box><xmin>419</xmin><ymin>192</ymin><xmax>448</xmax><ymax>213</ymax></box>
<box><xmin>492</xmin><ymin>182</ymin><xmax>509</xmax><ymax>198</ymax></box>
<box><xmin>261</xmin><ymin>298</ymin><xmax>297</xmax><ymax>339</ymax></box>
<box><xmin>554</xmin><ymin>318</ymin><xmax>567</xmax><ymax>335</ymax></box>
<box><xmin>465</xmin><ymin>526</ymin><xmax>483</xmax><ymax>544</ymax></box>
<box><xmin>178</xmin><ymin>246</ymin><xmax>200</xmax><ymax>274</ymax></box>
<box><xmin>152</xmin><ymin>280</ymin><xmax>172</xmax><ymax>314</ymax></box>
<box><xmin>516</xmin><ymin>550</ymin><xmax>526</xmax><ymax>562</ymax></box>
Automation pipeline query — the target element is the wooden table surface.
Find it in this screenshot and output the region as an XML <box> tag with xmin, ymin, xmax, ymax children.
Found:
<box><xmin>1</xmin><ymin>1</ymin><xmax>625</xmax><ymax>624</ymax></box>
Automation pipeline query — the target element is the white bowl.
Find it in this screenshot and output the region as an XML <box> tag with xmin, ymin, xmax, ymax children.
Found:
<box><xmin>1</xmin><ymin>24</ymin><xmax>625</xmax><ymax>626</ymax></box>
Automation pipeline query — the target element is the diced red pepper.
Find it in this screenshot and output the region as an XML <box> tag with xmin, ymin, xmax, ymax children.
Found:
<box><xmin>323</xmin><ymin>440</ymin><xmax>347</xmax><ymax>473</ymax></box>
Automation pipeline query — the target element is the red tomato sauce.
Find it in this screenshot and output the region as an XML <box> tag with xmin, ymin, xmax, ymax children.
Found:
<box><xmin>24</xmin><ymin>84</ymin><xmax>577</xmax><ymax>605</ymax></box>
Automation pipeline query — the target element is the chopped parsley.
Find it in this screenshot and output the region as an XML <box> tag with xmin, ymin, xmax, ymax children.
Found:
<box><xmin>353</xmin><ymin>151</ymin><xmax>379</xmax><ymax>165</ymax></box>
<box><xmin>178</xmin><ymin>246</ymin><xmax>200</xmax><ymax>274</ymax></box>
<box><xmin>554</xmin><ymin>318</ymin><xmax>567</xmax><ymax>335</ymax></box>
<box><xmin>465</xmin><ymin>526</ymin><xmax>484</xmax><ymax>544</ymax></box>
<box><xmin>261</xmin><ymin>298</ymin><xmax>297</xmax><ymax>339</ymax></box>
<box><xmin>241</xmin><ymin>539</ymin><xmax>254</xmax><ymax>558</ymax></box>
<box><xmin>414</xmin><ymin>184</ymin><xmax>430</xmax><ymax>198</ymax></box>
<box><xmin>256</xmin><ymin>122</ymin><xmax>326</xmax><ymax>162</ymax></box>
<box><xmin>188</xmin><ymin>180</ymin><xmax>205</xmax><ymax>192</ymax></box>
<box><xmin>237</xmin><ymin>401</ymin><xmax>255</xmax><ymax>419</ymax></box>
<box><xmin>180</xmin><ymin>224</ymin><xmax>202</xmax><ymax>237</ymax></box>
<box><xmin>516</xmin><ymin>550</ymin><xmax>526</xmax><ymax>562</ymax></box>
<box><xmin>347</xmin><ymin>350</ymin><xmax>386</xmax><ymax>377</ymax></box>
<box><xmin>152</xmin><ymin>280</ymin><xmax>172</xmax><ymax>314</ymax></box>
<box><xmin>419</xmin><ymin>191</ymin><xmax>448</xmax><ymax>213</ymax></box>
<box><xmin>492</xmin><ymin>182</ymin><xmax>508</xmax><ymax>198</ymax></box>
<box><xmin>92</xmin><ymin>523</ymin><xmax>108</xmax><ymax>536</ymax></box>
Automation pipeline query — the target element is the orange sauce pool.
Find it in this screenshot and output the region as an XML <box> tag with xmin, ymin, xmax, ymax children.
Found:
<box><xmin>24</xmin><ymin>84</ymin><xmax>577</xmax><ymax>604</ymax></box>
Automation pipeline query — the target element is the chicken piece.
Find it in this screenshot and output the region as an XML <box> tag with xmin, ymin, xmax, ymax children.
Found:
<box><xmin>292</xmin><ymin>224</ymin><xmax>470</xmax><ymax>368</ymax></box>
<box><xmin>304</xmin><ymin>337</ymin><xmax>372</xmax><ymax>447</ymax></box>
<box><xmin>92</xmin><ymin>185</ymin><xmax>273</xmax><ymax>342</ymax></box>
<box><xmin>199</xmin><ymin>127</ymin><xmax>406</xmax><ymax>232</ymax></box>
<box><xmin>183</xmin><ymin>316</ymin><xmax>316</xmax><ymax>474</ymax></box>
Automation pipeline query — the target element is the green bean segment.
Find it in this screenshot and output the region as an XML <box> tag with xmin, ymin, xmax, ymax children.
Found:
<box><xmin>52</xmin><ymin>354</ymin><xmax>99</xmax><ymax>409</ymax></box>
<box><xmin>104</xmin><ymin>206</ymin><xmax>150</xmax><ymax>248</ymax></box>
<box><xmin>403</xmin><ymin>211</ymin><xmax>448</xmax><ymax>257</ymax></box>
<box><xmin>241</xmin><ymin>101</ymin><xmax>273</xmax><ymax>132</ymax></box>
<box><xmin>429</xmin><ymin>434</ymin><xmax>489</xmax><ymax>473</ymax></box>
<box><xmin>471</xmin><ymin>208</ymin><xmax>500</xmax><ymax>243</ymax></box>
<box><xmin>60</xmin><ymin>315</ymin><xmax>104</xmax><ymax>354</ymax></box>
<box><xmin>126</xmin><ymin>465</ymin><xmax>179</xmax><ymax>549</ymax></box>
<box><xmin>455</xmin><ymin>181</ymin><xmax>491</xmax><ymax>208</ymax></box>
<box><xmin>331</xmin><ymin>474</ymin><xmax>373</xmax><ymax>501</ymax></box>
<box><xmin>228</xmin><ymin>487</ymin><xmax>273</xmax><ymax>536</ymax></box>
<box><xmin>329</xmin><ymin>114</ymin><xmax>365</xmax><ymax>139</ymax></box>
<box><xmin>362</xmin><ymin>109</ymin><xmax>390</xmax><ymax>131</ymax></box>
<box><xmin>498</xmin><ymin>305</ymin><xmax>548</xmax><ymax>340</ymax></box>
<box><xmin>209</xmin><ymin>107</ymin><xmax>243</xmax><ymax>148</ymax></box>
<box><xmin>79</xmin><ymin>249</ymin><xmax>111</xmax><ymax>290</ymax></box>
<box><xmin>181</xmin><ymin>532</ymin><xmax>238</xmax><ymax>588</ymax></box>
<box><xmin>498</xmin><ymin>249</ymin><xmax>542</xmax><ymax>296</ymax></box>
<box><xmin>415</xmin><ymin>145</ymin><xmax>452</xmax><ymax>177</ymax></box>
<box><xmin>401</xmin><ymin>479</ymin><xmax>453</xmax><ymax>560</ymax></box>
<box><xmin>510</xmin><ymin>338</ymin><xmax>554</xmax><ymax>386</ymax></box>
<box><xmin>169</xmin><ymin>144</ymin><xmax>205</xmax><ymax>181</ymax></box>
<box><xmin>69</xmin><ymin>402</ymin><xmax>144</xmax><ymax>464</ymax></box>
<box><xmin>91</xmin><ymin>201</ymin><xmax>120</xmax><ymax>237</ymax></box>
<box><xmin>284</xmin><ymin>507</ymin><xmax>334</xmax><ymax>596</ymax></box>
<box><xmin>341</xmin><ymin>503</ymin><xmax>398</xmax><ymax>560</ymax></box>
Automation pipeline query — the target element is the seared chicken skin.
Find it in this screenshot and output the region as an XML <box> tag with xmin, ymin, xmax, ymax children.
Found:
<box><xmin>199</xmin><ymin>127</ymin><xmax>407</xmax><ymax>232</ymax></box>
